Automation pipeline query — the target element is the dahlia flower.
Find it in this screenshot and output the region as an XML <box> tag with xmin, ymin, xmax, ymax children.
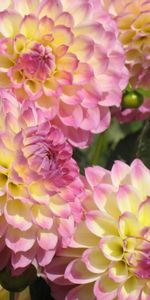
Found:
<box><xmin>45</xmin><ymin>159</ymin><xmax>150</xmax><ymax>300</ymax></box>
<box><xmin>0</xmin><ymin>89</ymin><xmax>80</xmax><ymax>273</ymax></box>
<box><xmin>0</xmin><ymin>0</ymin><xmax>128</xmax><ymax>147</ymax></box>
<box><xmin>102</xmin><ymin>0</ymin><xmax>150</xmax><ymax>122</ymax></box>
<box><xmin>102</xmin><ymin>0</ymin><xmax>150</xmax><ymax>89</ymax></box>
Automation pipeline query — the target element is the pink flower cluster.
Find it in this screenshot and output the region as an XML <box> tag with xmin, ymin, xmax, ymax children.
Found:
<box><xmin>102</xmin><ymin>0</ymin><xmax>150</xmax><ymax>122</ymax></box>
<box><xmin>45</xmin><ymin>159</ymin><xmax>150</xmax><ymax>300</ymax></box>
<box><xmin>0</xmin><ymin>89</ymin><xmax>80</xmax><ymax>274</ymax></box>
<box><xmin>0</xmin><ymin>0</ymin><xmax>149</xmax><ymax>299</ymax></box>
<box><xmin>0</xmin><ymin>0</ymin><xmax>128</xmax><ymax>147</ymax></box>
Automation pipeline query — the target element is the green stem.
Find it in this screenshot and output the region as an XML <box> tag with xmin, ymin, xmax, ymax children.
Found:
<box><xmin>91</xmin><ymin>133</ymin><xmax>105</xmax><ymax>165</ymax></box>
<box><xmin>9</xmin><ymin>292</ymin><xmax>15</xmax><ymax>300</ymax></box>
<box><xmin>136</xmin><ymin>119</ymin><xmax>150</xmax><ymax>168</ymax></box>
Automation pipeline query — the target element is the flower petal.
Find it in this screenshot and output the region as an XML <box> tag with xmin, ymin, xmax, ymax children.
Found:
<box><xmin>49</xmin><ymin>194</ymin><xmax>70</xmax><ymax>218</ymax></box>
<box><xmin>69</xmin><ymin>3</ymin><xmax>91</xmax><ymax>26</ymax></box>
<box><xmin>65</xmin><ymin>259</ymin><xmax>99</xmax><ymax>284</ymax></box>
<box><xmin>131</xmin><ymin>159</ymin><xmax>150</xmax><ymax>199</ymax></box>
<box><xmin>20</xmin><ymin>15</ymin><xmax>39</xmax><ymax>39</ymax></box>
<box><xmin>39</xmin><ymin>0</ymin><xmax>62</xmax><ymax>20</ymax></box>
<box><xmin>70</xmin><ymin>36</ymin><xmax>94</xmax><ymax>61</ymax></box>
<box><xmin>39</xmin><ymin>16</ymin><xmax>54</xmax><ymax>35</ymax></box>
<box><xmin>31</xmin><ymin>204</ymin><xmax>53</xmax><ymax>230</ymax></box>
<box><xmin>14</xmin><ymin>0</ymin><xmax>39</xmax><ymax>15</ymax></box>
<box><xmin>37</xmin><ymin>247</ymin><xmax>55</xmax><ymax>267</ymax></box>
<box><xmin>100</xmin><ymin>235</ymin><xmax>123</xmax><ymax>261</ymax></box>
<box><xmin>52</xmin><ymin>25</ymin><xmax>74</xmax><ymax>46</ymax></box>
<box><xmin>94</xmin><ymin>275</ymin><xmax>118</xmax><ymax>300</ymax></box>
<box><xmin>118</xmin><ymin>277</ymin><xmax>143</xmax><ymax>300</ymax></box>
<box><xmin>66</xmin><ymin>283</ymin><xmax>95</xmax><ymax>300</ymax></box>
<box><xmin>24</xmin><ymin>79</ymin><xmax>42</xmax><ymax>99</ymax></box>
<box><xmin>109</xmin><ymin>261</ymin><xmax>128</xmax><ymax>283</ymax></box>
<box><xmin>11</xmin><ymin>246</ymin><xmax>37</xmax><ymax>269</ymax></box>
<box><xmin>82</xmin><ymin>247</ymin><xmax>109</xmax><ymax>274</ymax></box>
<box><xmin>71</xmin><ymin>221</ymin><xmax>99</xmax><ymax>248</ymax></box>
<box><xmin>85</xmin><ymin>166</ymin><xmax>109</xmax><ymax>188</ymax></box>
<box><xmin>0</xmin><ymin>11</ymin><xmax>21</xmax><ymax>37</ymax></box>
<box><xmin>117</xmin><ymin>185</ymin><xmax>140</xmax><ymax>214</ymax></box>
<box><xmin>118</xmin><ymin>212</ymin><xmax>141</xmax><ymax>239</ymax></box>
<box><xmin>5</xmin><ymin>227</ymin><xmax>35</xmax><ymax>253</ymax></box>
<box><xmin>57</xmin><ymin>53</ymin><xmax>79</xmax><ymax>72</ymax></box>
<box><xmin>86</xmin><ymin>211</ymin><xmax>118</xmax><ymax>237</ymax></box>
<box><xmin>138</xmin><ymin>199</ymin><xmax>150</xmax><ymax>227</ymax></box>
<box><xmin>111</xmin><ymin>160</ymin><xmax>130</xmax><ymax>187</ymax></box>
<box><xmin>5</xmin><ymin>199</ymin><xmax>32</xmax><ymax>231</ymax></box>
<box><xmin>55</xmin><ymin>12</ymin><xmax>74</xmax><ymax>27</ymax></box>
<box><xmin>37</xmin><ymin>228</ymin><xmax>58</xmax><ymax>250</ymax></box>
<box><xmin>0</xmin><ymin>55</ymin><xmax>13</xmax><ymax>70</ymax></box>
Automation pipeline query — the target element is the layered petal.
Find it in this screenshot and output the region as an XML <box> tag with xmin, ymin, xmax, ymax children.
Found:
<box><xmin>0</xmin><ymin>0</ymin><xmax>128</xmax><ymax>147</ymax></box>
<box><xmin>0</xmin><ymin>90</ymin><xmax>81</xmax><ymax>274</ymax></box>
<box><xmin>48</xmin><ymin>159</ymin><xmax>150</xmax><ymax>299</ymax></box>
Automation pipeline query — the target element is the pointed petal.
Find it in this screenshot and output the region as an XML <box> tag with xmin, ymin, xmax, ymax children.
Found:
<box><xmin>119</xmin><ymin>212</ymin><xmax>141</xmax><ymax>239</ymax></box>
<box><xmin>131</xmin><ymin>159</ymin><xmax>150</xmax><ymax>199</ymax></box>
<box><xmin>111</xmin><ymin>161</ymin><xmax>130</xmax><ymax>187</ymax></box>
<box><xmin>0</xmin><ymin>11</ymin><xmax>21</xmax><ymax>37</ymax></box>
<box><xmin>65</xmin><ymin>259</ymin><xmax>99</xmax><ymax>284</ymax></box>
<box><xmin>99</xmin><ymin>235</ymin><xmax>123</xmax><ymax>261</ymax></box>
<box><xmin>6</xmin><ymin>227</ymin><xmax>35</xmax><ymax>253</ymax></box>
<box><xmin>52</xmin><ymin>25</ymin><xmax>74</xmax><ymax>46</ymax></box>
<box><xmin>72</xmin><ymin>221</ymin><xmax>99</xmax><ymax>248</ymax></box>
<box><xmin>109</xmin><ymin>261</ymin><xmax>128</xmax><ymax>283</ymax></box>
<box><xmin>86</xmin><ymin>211</ymin><xmax>118</xmax><ymax>237</ymax></box>
<box><xmin>94</xmin><ymin>275</ymin><xmax>118</xmax><ymax>300</ymax></box>
<box><xmin>31</xmin><ymin>204</ymin><xmax>53</xmax><ymax>230</ymax></box>
<box><xmin>39</xmin><ymin>0</ymin><xmax>62</xmax><ymax>20</ymax></box>
<box><xmin>118</xmin><ymin>277</ymin><xmax>143</xmax><ymax>300</ymax></box>
<box><xmin>37</xmin><ymin>228</ymin><xmax>58</xmax><ymax>250</ymax></box>
<box><xmin>5</xmin><ymin>199</ymin><xmax>32</xmax><ymax>231</ymax></box>
<box><xmin>82</xmin><ymin>247</ymin><xmax>109</xmax><ymax>274</ymax></box>
<box><xmin>14</xmin><ymin>0</ymin><xmax>39</xmax><ymax>15</ymax></box>
<box><xmin>138</xmin><ymin>199</ymin><xmax>150</xmax><ymax>226</ymax></box>
<box><xmin>20</xmin><ymin>15</ymin><xmax>39</xmax><ymax>39</ymax></box>
<box><xmin>117</xmin><ymin>185</ymin><xmax>140</xmax><ymax>215</ymax></box>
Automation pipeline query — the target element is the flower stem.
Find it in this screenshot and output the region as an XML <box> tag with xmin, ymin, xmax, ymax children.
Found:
<box><xmin>91</xmin><ymin>133</ymin><xmax>105</xmax><ymax>165</ymax></box>
<box><xmin>9</xmin><ymin>292</ymin><xmax>15</xmax><ymax>300</ymax></box>
<box><xmin>136</xmin><ymin>118</ymin><xmax>150</xmax><ymax>168</ymax></box>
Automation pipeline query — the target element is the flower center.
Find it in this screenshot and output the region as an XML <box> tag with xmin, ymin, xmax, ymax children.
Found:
<box><xmin>19</xmin><ymin>43</ymin><xmax>55</xmax><ymax>81</ymax></box>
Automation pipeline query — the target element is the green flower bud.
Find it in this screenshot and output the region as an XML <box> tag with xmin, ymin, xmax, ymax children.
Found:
<box><xmin>122</xmin><ymin>91</ymin><xmax>144</xmax><ymax>109</ymax></box>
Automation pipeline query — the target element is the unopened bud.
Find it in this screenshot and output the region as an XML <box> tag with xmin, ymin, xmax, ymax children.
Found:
<box><xmin>122</xmin><ymin>91</ymin><xmax>144</xmax><ymax>109</ymax></box>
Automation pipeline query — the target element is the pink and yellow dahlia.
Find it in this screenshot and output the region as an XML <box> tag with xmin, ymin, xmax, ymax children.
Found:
<box><xmin>102</xmin><ymin>0</ymin><xmax>150</xmax><ymax>90</ymax></box>
<box><xmin>102</xmin><ymin>0</ymin><xmax>150</xmax><ymax>122</ymax></box>
<box><xmin>45</xmin><ymin>159</ymin><xmax>150</xmax><ymax>300</ymax></box>
<box><xmin>0</xmin><ymin>89</ymin><xmax>80</xmax><ymax>274</ymax></box>
<box><xmin>0</xmin><ymin>0</ymin><xmax>128</xmax><ymax>147</ymax></box>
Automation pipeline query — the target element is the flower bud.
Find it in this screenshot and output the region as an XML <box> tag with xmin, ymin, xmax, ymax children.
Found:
<box><xmin>122</xmin><ymin>91</ymin><xmax>144</xmax><ymax>109</ymax></box>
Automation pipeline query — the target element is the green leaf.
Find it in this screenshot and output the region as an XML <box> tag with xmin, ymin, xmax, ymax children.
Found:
<box><xmin>136</xmin><ymin>88</ymin><xmax>150</xmax><ymax>97</ymax></box>
<box><xmin>107</xmin><ymin>130</ymin><xmax>141</xmax><ymax>169</ymax></box>
<box><xmin>136</xmin><ymin>119</ymin><xmax>150</xmax><ymax>168</ymax></box>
